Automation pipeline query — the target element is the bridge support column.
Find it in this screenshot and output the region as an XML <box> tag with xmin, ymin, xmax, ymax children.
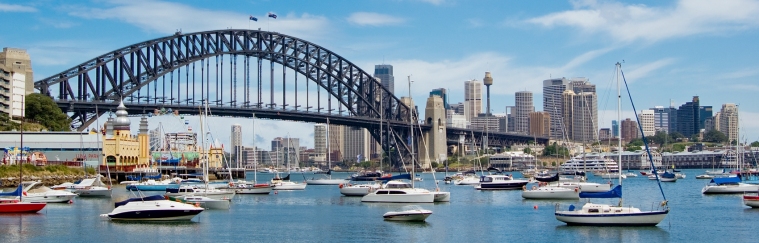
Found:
<box><xmin>419</xmin><ymin>96</ymin><xmax>446</xmax><ymax>170</ymax></box>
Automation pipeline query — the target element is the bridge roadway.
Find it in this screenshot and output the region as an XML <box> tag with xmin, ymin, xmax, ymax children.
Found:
<box><xmin>59</xmin><ymin>100</ymin><xmax>548</xmax><ymax>147</ymax></box>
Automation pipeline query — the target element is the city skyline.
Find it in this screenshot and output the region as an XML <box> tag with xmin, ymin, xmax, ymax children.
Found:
<box><xmin>2</xmin><ymin>0</ymin><xmax>758</xmax><ymax>147</ymax></box>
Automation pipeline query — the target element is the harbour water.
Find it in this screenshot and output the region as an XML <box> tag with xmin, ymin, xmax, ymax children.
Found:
<box><xmin>2</xmin><ymin>169</ymin><xmax>759</xmax><ymax>242</ymax></box>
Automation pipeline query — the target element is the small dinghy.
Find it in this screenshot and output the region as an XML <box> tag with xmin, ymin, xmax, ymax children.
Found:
<box><xmin>383</xmin><ymin>205</ymin><xmax>432</xmax><ymax>222</ymax></box>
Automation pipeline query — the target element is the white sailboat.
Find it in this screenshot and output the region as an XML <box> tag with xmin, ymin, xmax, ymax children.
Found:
<box><xmin>219</xmin><ymin>113</ymin><xmax>272</xmax><ymax>194</ymax></box>
<box><xmin>554</xmin><ymin>62</ymin><xmax>669</xmax><ymax>226</ymax></box>
<box><xmin>271</xmin><ymin>135</ymin><xmax>307</xmax><ymax>190</ymax></box>
<box><xmin>306</xmin><ymin>118</ymin><xmax>348</xmax><ymax>185</ymax></box>
<box><xmin>702</xmin><ymin>106</ymin><xmax>758</xmax><ymax>194</ymax></box>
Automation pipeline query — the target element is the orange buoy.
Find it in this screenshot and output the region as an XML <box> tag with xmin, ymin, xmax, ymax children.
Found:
<box><xmin>533</xmin><ymin>205</ymin><xmax>538</xmax><ymax>209</ymax></box>
<box><xmin>339</xmin><ymin>183</ymin><xmax>344</xmax><ymax>189</ymax></box>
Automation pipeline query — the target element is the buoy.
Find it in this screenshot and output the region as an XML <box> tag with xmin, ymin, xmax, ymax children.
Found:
<box><xmin>68</xmin><ymin>200</ymin><xmax>74</xmax><ymax>204</ymax></box>
<box><xmin>274</xmin><ymin>191</ymin><xmax>278</xmax><ymax>195</ymax></box>
<box><xmin>339</xmin><ymin>183</ymin><xmax>344</xmax><ymax>188</ymax></box>
<box><xmin>533</xmin><ymin>205</ymin><xmax>538</xmax><ymax>209</ymax></box>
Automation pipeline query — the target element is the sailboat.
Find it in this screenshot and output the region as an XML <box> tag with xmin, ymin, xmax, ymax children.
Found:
<box><xmin>555</xmin><ymin>62</ymin><xmax>669</xmax><ymax>226</ymax></box>
<box><xmin>703</xmin><ymin>112</ymin><xmax>759</xmax><ymax>193</ymax></box>
<box><xmin>0</xmin><ymin>120</ymin><xmax>46</xmax><ymax>212</ymax></box>
<box><xmin>221</xmin><ymin>113</ymin><xmax>272</xmax><ymax>194</ymax></box>
<box><xmin>306</xmin><ymin>118</ymin><xmax>348</xmax><ymax>185</ymax></box>
<box><xmin>271</xmin><ymin>135</ymin><xmax>307</xmax><ymax>190</ymax></box>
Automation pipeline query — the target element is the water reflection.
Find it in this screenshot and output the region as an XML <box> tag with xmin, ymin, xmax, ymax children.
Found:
<box><xmin>555</xmin><ymin>225</ymin><xmax>670</xmax><ymax>241</ymax></box>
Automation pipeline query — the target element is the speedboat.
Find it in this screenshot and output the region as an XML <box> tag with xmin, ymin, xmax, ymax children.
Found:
<box><xmin>103</xmin><ymin>196</ymin><xmax>204</xmax><ymax>221</ymax></box>
<box><xmin>475</xmin><ymin>175</ymin><xmax>529</xmax><ymax>190</ymax></box>
<box><xmin>702</xmin><ymin>177</ymin><xmax>759</xmax><ymax>194</ymax></box>
<box><xmin>361</xmin><ymin>181</ymin><xmax>434</xmax><ymax>203</ymax></box>
<box><xmin>383</xmin><ymin>205</ymin><xmax>432</xmax><ymax>221</ymax></box>
<box><xmin>339</xmin><ymin>182</ymin><xmax>381</xmax><ymax>196</ymax></box>
<box><xmin>623</xmin><ymin>172</ymin><xmax>638</xmax><ymax>177</ymax></box>
<box><xmin>453</xmin><ymin>175</ymin><xmax>480</xmax><ymax>185</ymax></box>
<box><xmin>180</xmin><ymin>195</ymin><xmax>230</xmax><ymax>210</ymax></box>
<box><xmin>73</xmin><ymin>175</ymin><xmax>112</xmax><ymax>197</ymax></box>
<box><xmin>271</xmin><ymin>174</ymin><xmax>307</xmax><ymax>190</ymax></box>
<box><xmin>555</xmin><ymin>202</ymin><xmax>669</xmax><ymax>226</ymax></box>
<box><xmin>522</xmin><ymin>185</ymin><xmax>579</xmax><ymax>200</ymax></box>
<box><xmin>20</xmin><ymin>181</ymin><xmax>77</xmax><ymax>203</ymax></box>
<box><xmin>165</xmin><ymin>186</ymin><xmax>235</xmax><ymax>200</ymax></box>
<box><xmin>0</xmin><ymin>184</ymin><xmax>46</xmax><ymax>213</ymax></box>
<box><xmin>696</xmin><ymin>174</ymin><xmax>714</xmax><ymax>179</ymax></box>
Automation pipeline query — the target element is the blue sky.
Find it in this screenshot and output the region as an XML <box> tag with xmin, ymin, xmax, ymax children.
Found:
<box><xmin>3</xmin><ymin>0</ymin><xmax>759</xmax><ymax>149</ymax></box>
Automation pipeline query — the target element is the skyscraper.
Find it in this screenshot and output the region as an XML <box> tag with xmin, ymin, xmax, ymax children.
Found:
<box><xmin>676</xmin><ymin>96</ymin><xmax>700</xmax><ymax>137</ymax></box>
<box><xmin>430</xmin><ymin>88</ymin><xmax>449</xmax><ymax>109</ymax></box>
<box><xmin>515</xmin><ymin>91</ymin><xmax>534</xmax><ymax>134</ymax></box>
<box><xmin>528</xmin><ymin>111</ymin><xmax>550</xmax><ymax>137</ymax></box>
<box><xmin>638</xmin><ymin>110</ymin><xmax>655</xmax><ymax>137</ymax></box>
<box><xmin>561</xmin><ymin>84</ymin><xmax>598</xmax><ymax>143</ymax></box>
<box><xmin>542</xmin><ymin>78</ymin><xmax>571</xmax><ymax>139</ymax></box>
<box><xmin>314</xmin><ymin>124</ymin><xmax>327</xmax><ymax>155</ymax></box>
<box><xmin>718</xmin><ymin>103</ymin><xmax>739</xmax><ymax>143</ymax></box>
<box><xmin>464</xmin><ymin>79</ymin><xmax>482</xmax><ymax>122</ymax></box>
<box><xmin>343</xmin><ymin>126</ymin><xmax>370</xmax><ymax>163</ymax></box>
<box><xmin>374</xmin><ymin>64</ymin><xmax>394</xmax><ymax>94</ymax></box>
<box><xmin>699</xmin><ymin>106</ymin><xmax>712</xmax><ymax>130</ymax></box>
<box><xmin>231</xmin><ymin>124</ymin><xmax>242</xmax><ymax>166</ymax></box>
<box><xmin>651</xmin><ymin>106</ymin><xmax>677</xmax><ymax>133</ymax></box>
<box><xmin>612</xmin><ymin>120</ymin><xmax>619</xmax><ymax>138</ymax></box>
<box><xmin>621</xmin><ymin>118</ymin><xmax>639</xmax><ymax>143</ymax></box>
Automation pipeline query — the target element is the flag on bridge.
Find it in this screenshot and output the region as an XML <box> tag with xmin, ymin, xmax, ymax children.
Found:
<box><xmin>268</xmin><ymin>12</ymin><xmax>277</xmax><ymax>19</ymax></box>
<box><xmin>249</xmin><ymin>15</ymin><xmax>258</xmax><ymax>21</ymax></box>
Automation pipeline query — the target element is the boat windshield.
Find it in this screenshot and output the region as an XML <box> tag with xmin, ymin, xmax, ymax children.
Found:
<box><xmin>385</xmin><ymin>182</ymin><xmax>412</xmax><ymax>189</ymax></box>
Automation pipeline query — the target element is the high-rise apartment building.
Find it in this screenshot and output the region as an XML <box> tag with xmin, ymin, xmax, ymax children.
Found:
<box><xmin>638</xmin><ymin>110</ymin><xmax>655</xmax><ymax>137</ymax></box>
<box><xmin>543</xmin><ymin>78</ymin><xmax>571</xmax><ymax>139</ymax></box>
<box><xmin>314</xmin><ymin>124</ymin><xmax>327</xmax><ymax>155</ymax></box>
<box><xmin>699</xmin><ymin>106</ymin><xmax>712</xmax><ymax>130</ymax></box>
<box><xmin>343</xmin><ymin>126</ymin><xmax>370</xmax><ymax>163</ymax></box>
<box><xmin>561</xmin><ymin>88</ymin><xmax>598</xmax><ymax>143</ymax></box>
<box><xmin>515</xmin><ymin>91</ymin><xmax>534</xmax><ymax>134</ymax></box>
<box><xmin>464</xmin><ymin>80</ymin><xmax>482</xmax><ymax>122</ymax></box>
<box><xmin>599</xmin><ymin>128</ymin><xmax>611</xmax><ymax>140</ymax></box>
<box><xmin>231</xmin><ymin>124</ymin><xmax>242</xmax><ymax>165</ymax></box>
<box><xmin>718</xmin><ymin>103</ymin><xmax>739</xmax><ymax>143</ymax></box>
<box><xmin>621</xmin><ymin>118</ymin><xmax>639</xmax><ymax>143</ymax></box>
<box><xmin>651</xmin><ymin>106</ymin><xmax>677</xmax><ymax>134</ymax></box>
<box><xmin>0</xmin><ymin>48</ymin><xmax>34</xmax><ymax>94</ymax></box>
<box><xmin>374</xmin><ymin>65</ymin><xmax>394</xmax><ymax>94</ymax></box>
<box><xmin>528</xmin><ymin>111</ymin><xmax>550</xmax><ymax>137</ymax></box>
<box><xmin>676</xmin><ymin>96</ymin><xmax>700</xmax><ymax>137</ymax></box>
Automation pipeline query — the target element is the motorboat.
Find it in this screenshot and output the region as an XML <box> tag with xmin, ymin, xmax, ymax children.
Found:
<box><xmin>305</xmin><ymin>170</ymin><xmax>347</xmax><ymax>185</ymax></box>
<box><xmin>702</xmin><ymin>176</ymin><xmax>759</xmax><ymax>194</ymax></box>
<box><xmin>555</xmin><ymin>202</ymin><xmax>669</xmax><ymax>226</ymax></box>
<box><xmin>623</xmin><ymin>172</ymin><xmax>638</xmax><ymax>177</ymax></box>
<box><xmin>454</xmin><ymin>175</ymin><xmax>480</xmax><ymax>185</ymax></box>
<box><xmin>696</xmin><ymin>174</ymin><xmax>714</xmax><ymax>179</ymax></box>
<box><xmin>339</xmin><ymin>182</ymin><xmax>381</xmax><ymax>196</ymax></box>
<box><xmin>351</xmin><ymin>171</ymin><xmax>383</xmax><ymax>181</ymax></box>
<box><xmin>103</xmin><ymin>196</ymin><xmax>204</xmax><ymax>221</ymax></box>
<box><xmin>0</xmin><ymin>184</ymin><xmax>46</xmax><ymax>213</ymax></box>
<box><xmin>743</xmin><ymin>194</ymin><xmax>759</xmax><ymax>208</ymax></box>
<box><xmin>165</xmin><ymin>186</ymin><xmax>236</xmax><ymax>200</ymax></box>
<box><xmin>522</xmin><ymin>185</ymin><xmax>580</xmax><ymax>200</ymax></box>
<box><xmin>383</xmin><ymin>205</ymin><xmax>432</xmax><ymax>221</ymax></box>
<box><xmin>20</xmin><ymin>181</ymin><xmax>77</xmax><ymax>203</ymax></box>
<box><xmin>180</xmin><ymin>195</ymin><xmax>230</xmax><ymax>210</ymax></box>
<box><xmin>443</xmin><ymin>176</ymin><xmax>453</xmax><ymax>184</ymax></box>
<box><xmin>271</xmin><ymin>174</ymin><xmax>307</xmax><ymax>190</ymax></box>
<box><xmin>73</xmin><ymin>175</ymin><xmax>112</xmax><ymax>197</ymax></box>
<box><xmin>432</xmin><ymin>191</ymin><xmax>450</xmax><ymax>202</ymax></box>
<box><xmin>475</xmin><ymin>175</ymin><xmax>529</xmax><ymax>190</ymax></box>
<box><xmin>220</xmin><ymin>181</ymin><xmax>272</xmax><ymax>194</ymax></box>
<box><xmin>361</xmin><ymin>180</ymin><xmax>435</xmax><ymax>203</ymax></box>
<box><xmin>125</xmin><ymin>179</ymin><xmax>180</xmax><ymax>191</ymax></box>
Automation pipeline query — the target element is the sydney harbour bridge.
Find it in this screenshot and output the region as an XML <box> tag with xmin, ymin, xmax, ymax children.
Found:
<box><xmin>33</xmin><ymin>29</ymin><xmax>548</xmax><ymax>167</ymax></box>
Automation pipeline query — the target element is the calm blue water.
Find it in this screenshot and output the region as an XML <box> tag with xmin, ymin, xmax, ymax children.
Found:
<box><xmin>2</xmin><ymin>169</ymin><xmax>759</xmax><ymax>242</ymax></box>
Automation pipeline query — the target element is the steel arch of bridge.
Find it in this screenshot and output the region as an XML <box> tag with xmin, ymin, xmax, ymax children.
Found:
<box><xmin>34</xmin><ymin>29</ymin><xmax>417</xmax><ymax>166</ymax></box>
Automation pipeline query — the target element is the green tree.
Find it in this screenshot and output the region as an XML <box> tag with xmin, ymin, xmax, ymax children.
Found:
<box><xmin>0</xmin><ymin>113</ymin><xmax>20</xmax><ymax>131</ymax></box>
<box><xmin>672</xmin><ymin>144</ymin><xmax>686</xmax><ymax>152</ymax></box>
<box><xmin>430</xmin><ymin>161</ymin><xmax>439</xmax><ymax>169</ymax></box>
<box><xmin>25</xmin><ymin>94</ymin><xmax>71</xmax><ymax>131</ymax></box>
<box><xmin>651</xmin><ymin>131</ymin><xmax>668</xmax><ymax>145</ymax></box>
<box><xmin>703</xmin><ymin>130</ymin><xmax>728</xmax><ymax>143</ymax></box>
<box><xmin>669</xmin><ymin>132</ymin><xmax>684</xmax><ymax>141</ymax></box>
<box><xmin>523</xmin><ymin>147</ymin><xmax>532</xmax><ymax>155</ymax></box>
<box><xmin>690</xmin><ymin>133</ymin><xmax>701</xmax><ymax>142</ymax></box>
<box><xmin>752</xmin><ymin>141</ymin><xmax>759</xmax><ymax>147</ymax></box>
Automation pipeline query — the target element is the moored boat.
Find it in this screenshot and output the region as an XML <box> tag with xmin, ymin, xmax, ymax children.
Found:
<box><xmin>0</xmin><ymin>184</ymin><xmax>46</xmax><ymax>213</ymax></box>
<box><xmin>475</xmin><ymin>175</ymin><xmax>529</xmax><ymax>190</ymax></box>
<box><xmin>383</xmin><ymin>205</ymin><xmax>432</xmax><ymax>221</ymax></box>
<box><xmin>104</xmin><ymin>198</ymin><xmax>204</xmax><ymax>221</ymax></box>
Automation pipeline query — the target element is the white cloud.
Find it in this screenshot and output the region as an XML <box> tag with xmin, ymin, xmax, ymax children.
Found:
<box><xmin>622</xmin><ymin>58</ymin><xmax>676</xmax><ymax>82</ymax></box>
<box><xmin>527</xmin><ymin>0</ymin><xmax>759</xmax><ymax>43</ymax></box>
<box><xmin>418</xmin><ymin>0</ymin><xmax>446</xmax><ymax>5</ymax></box>
<box><xmin>68</xmin><ymin>0</ymin><xmax>330</xmax><ymax>40</ymax></box>
<box><xmin>721</xmin><ymin>67</ymin><xmax>759</xmax><ymax>79</ymax></box>
<box><xmin>346</xmin><ymin>12</ymin><xmax>406</xmax><ymax>26</ymax></box>
<box><xmin>0</xmin><ymin>3</ymin><xmax>37</xmax><ymax>12</ymax></box>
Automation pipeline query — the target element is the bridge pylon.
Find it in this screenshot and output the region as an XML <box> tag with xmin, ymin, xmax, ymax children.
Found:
<box><xmin>418</xmin><ymin>95</ymin><xmax>446</xmax><ymax>169</ymax></box>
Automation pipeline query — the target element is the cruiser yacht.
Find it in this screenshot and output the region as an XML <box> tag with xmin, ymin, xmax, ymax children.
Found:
<box><xmin>361</xmin><ymin>181</ymin><xmax>434</xmax><ymax>203</ymax></box>
<box><xmin>475</xmin><ymin>175</ymin><xmax>529</xmax><ymax>190</ymax></box>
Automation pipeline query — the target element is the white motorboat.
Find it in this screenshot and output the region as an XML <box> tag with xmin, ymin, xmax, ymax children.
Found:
<box><xmin>221</xmin><ymin>181</ymin><xmax>273</xmax><ymax>194</ymax></box>
<box><xmin>103</xmin><ymin>198</ymin><xmax>204</xmax><ymax>221</ymax></box>
<box><xmin>555</xmin><ymin>202</ymin><xmax>669</xmax><ymax>226</ymax></box>
<box><xmin>165</xmin><ymin>186</ymin><xmax>236</xmax><ymax>200</ymax></box>
<box><xmin>696</xmin><ymin>174</ymin><xmax>714</xmax><ymax>179</ymax></box>
<box><xmin>361</xmin><ymin>181</ymin><xmax>434</xmax><ymax>203</ymax></box>
<box><xmin>271</xmin><ymin>174</ymin><xmax>307</xmax><ymax>190</ymax></box>
<box><xmin>522</xmin><ymin>185</ymin><xmax>579</xmax><ymax>200</ymax></box>
<box><xmin>383</xmin><ymin>205</ymin><xmax>432</xmax><ymax>221</ymax></box>
<box><xmin>181</xmin><ymin>195</ymin><xmax>230</xmax><ymax>210</ymax></box>
<box><xmin>19</xmin><ymin>181</ymin><xmax>77</xmax><ymax>203</ymax></box>
<box><xmin>339</xmin><ymin>182</ymin><xmax>381</xmax><ymax>196</ymax></box>
<box><xmin>73</xmin><ymin>175</ymin><xmax>112</xmax><ymax>197</ymax></box>
<box><xmin>555</xmin><ymin>181</ymin><xmax>611</xmax><ymax>193</ymax></box>
<box><xmin>432</xmin><ymin>191</ymin><xmax>450</xmax><ymax>202</ymax></box>
<box><xmin>475</xmin><ymin>175</ymin><xmax>529</xmax><ymax>190</ymax></box>
<box><xmin>743</xmin><ymin>194</ymin><xmax>759</xmax><ymax>208</ymax></box>
<box><xmin>453</xmin><ymin>175</ymin><xmax>480</xmax><ymax>185</ymax></box>
<box><xmin>623</xmin><ymin>172</ymin><xmax>638</xmax><ymax>177</ymax></box>
<box><xmin>702</xmin><ymin>177</ymin><xmax>759</xmax><ymax>194</ymax></box>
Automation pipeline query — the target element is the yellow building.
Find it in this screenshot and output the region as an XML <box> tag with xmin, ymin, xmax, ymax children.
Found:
<box><xmin>102</xmin><ymin>101</ymin><xmax>150</xmax><ymax>169</ymax></box>
<box><xmin>207</xmin><ymin>146</ymin><xmax>224</xmax><ymax>169</ymax></box>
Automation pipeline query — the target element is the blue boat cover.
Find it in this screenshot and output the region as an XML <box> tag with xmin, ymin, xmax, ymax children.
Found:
<box><xmin>661</xmin><ymin>172</ymin><xmax>676</xmax><ymax>178</ymax></box>
<box><xmin>710</xmin><ymin>176</ymin><xmax>741</xmax><ymax>185</ymax></box>
<box><xmin>579</xmin><ymin>185</ymin><xmax>622</xmax><ymax>198</ymax></box>
<box><xmin>378</xmin><ymin>174</ymin><xmax>412</xmax><ymax>182</ymax></box>
<box><xmin>0</xmin><ymin>184</ymin><xmax>23</xmax><ymax>197</ymax></box>
<box><xmin>114</xmin><ymin>195</ymin><xmax>166</xmax><ymax>207</ymax></box>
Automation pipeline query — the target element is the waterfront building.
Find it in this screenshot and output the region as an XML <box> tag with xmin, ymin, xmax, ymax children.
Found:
<box><xmin>605</xmin><ymin>150</ymin><xmax>663</xmax><ymax>170</ymax></box>
<box><xmin>676</xmin><ymin>96</ymin><xmax>700</xmax><ymax>137</ymax></box>
<box><xmin>718</xmin><ymin>103</ymin><xmax>739</xmax><ymax>143</ymax></box>
<box><xmin>101</xmin><ymin>102</ymin><xmax>150</xmax><ymax>170</ymax></box>
<box><xmin>638</xmin><ymin>109</ymin><xmax>655</xmax><ymax>137</ymax></box>
<box><xmin>621</xmin><ymin>118</ymin><xmax>638</xmax><ymax>143</ymax></box>
<box><xmin>374</xmin><ymin>64</ymin><xmax>394</xmax><ymax>94</ymax></box>
<box><xmin>528</xmin><ymin>111</ymin><xmax>550</xmax><ymax>138</ymax></box>
<box><xmin>430</xmin><ymin>88</ymin><xmax>449</xmax><ymax>109</ymax></box>
<box><xmin>514</xmin><ymin>91</ymin><xmax>533</xmax><ymax>134</ymax></box>
<box><xmin>661</xmin><ymin>150</ymin><xmax>725</xmax><ymax>169</ymax></box>
<box><xmin>464</xmin><ymin>79</ymin><xmax>482</xmax><ymax>122</ymax></box>
<box><xmin>0</xmin><ymin>131</ymin><xmax>101</xmax><ymax>166</ymax></box>
<box><xmin>543</xmin><ymin>78</ymin><xmax>571</xmax><ymax>139</ymax></box>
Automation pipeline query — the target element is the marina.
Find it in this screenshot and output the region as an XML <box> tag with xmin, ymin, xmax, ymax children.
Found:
<box><xmin>1</xmin><ymin>170</ymin><xmax>759</xmax><ymax>241</ymax></box>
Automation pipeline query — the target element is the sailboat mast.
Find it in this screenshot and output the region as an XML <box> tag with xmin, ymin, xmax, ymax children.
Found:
<box><xmin>616</xmin><ymin>62</ymin><xmax>623</xmax><ymax>187</ymax></box>
<box><xmin>408</xmin><ymin>75</ymin><xmax>415</xmax><ymax>188</ymax></box>
<box><xmin>253</xmin><ymin>113</ymin><xmax>257</xmax><ymax>183</ymax></box>
<box><xmin>326</xmin><ymin>118</ymin><xmax>331</xmax><ymax>179</ymax></box>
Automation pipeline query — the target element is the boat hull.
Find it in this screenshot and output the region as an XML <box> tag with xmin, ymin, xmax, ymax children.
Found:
<box><xmin>231</xmin><ymin>186</ymin><xmax>272</xmax><ymax>194</ymax></box>
<box><xmin>432</xmin><ymin>191</ymin><xmax>450</xmax><ymax>202</ymax></box>
<box><xmin>272</xmin><ymin>183</ymin><xmax>307</xmax><ymax>190</ymax></box>
<box><xmin>184</xmin><ymin>198</ymin><xmax>230</xmax><ymax>210</ymax></box>
<box><xmin>555</xmin><ymin>210</ymin><xmax>669</xmax><ymax>226</ymax></box>
<box><xmin>744</xmin><ymin>196</ymin><xmax>759</xmax><ymax>208</ymax></box>
<box><xmin>383</xmin><ymin>212</ymin><xmax>432</xmax><ymax>221</ymax></box>
<box><xmin>305</xmin><ymin>179</ymin><xmax>347</xmax><ymax>185</ymax></box>
<box><xmin>74</xmin><ymin>188</ymin><xmax>112</xmax><ymax>197</ymax></box>
<box><xmin>340</xmin><ymin>184</ymin><xmax>379</xmax><ymax>196</ymax></box>
<box><xmin>702</xmin><ymin>184</ymin><xmax>759</xmax><ymax>194</ymax></box>
<box><xmin>0</xmin><ymin>202</ymin><xmax>46</xmax><ymax>213</ymax></box>
<box><xmin>522</xmin><ymin>187</ymin><xmax>579</xmax><ymax>200</ymax></box>
<box><xmin>475</xmin><ymin>181</ymin><xmax>528</xmax><ymax>190</ymax></box>
<box><xmin>556</xmin><ymin>182</ymin><xmax>611</xmax><ymax>193</ymax></box>
<box><xmin>22</xmin><ymin>194</ymin><xmax>76</xmax><ymax>203</ymax></box>
<box><xmin>106</xmin><ymin>201</ymin><xmax>203</xmax><ymax>221</ymax></box>
<box><xmin>126</xmin><ymin>184</ymin><xmax>179</xmax><ymax>191</ymax></box>
<box><xmin>361</xmin><ymin>193</ymin><xmax>434</xmax><ymax>203</ymax></box>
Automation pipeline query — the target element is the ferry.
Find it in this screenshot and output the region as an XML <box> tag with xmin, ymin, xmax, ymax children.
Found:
<box><xmin>559</xmin><ymin>153</ymin><xmax>619</xmax><ymax>174</ymax></box>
